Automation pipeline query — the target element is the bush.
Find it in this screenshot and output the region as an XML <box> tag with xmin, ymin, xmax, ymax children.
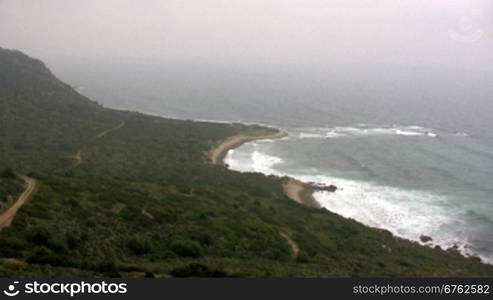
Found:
<box><xmin>97</xmin><ymin>260</ymin><xmax>118</xmax><ymax>273</ymax></box>
<box><xmin>296</xmin><ymin>251</ymin><xmax>311</xmax><ymax>263</ymax></box>
<box><xmin>0</xmin><ymin>237</ymin><xmax>27</xmax><ymax>252</ymax></box>
<box><xmin>126</xmin><ymin>236</ymin><xmax>155</xmax><ymax>255</ymax></box>
<box><xmin>26</xmin><ymin>247</ymin><xmax>77</xmax><ymax>268</ymax></box>
<box><xmin>27</xmin><ymin>254</ymin><xmax>70</xmax><ymax>267</ymax></box>
<box><xmin>169</xmin><ymin>239</ymin><xmax>202</xmax><ymax>258</ymax></box>
<box><xmin>1</xmin><ymin>168</ymin><xmax>16</xmax><ymax>179</ymax></box>
<box><xmin>145</xmin><ymin>272</ymin><xmax>155</xmax><ymax>278</ymax></box>
<box><xmin>176</xmin><ymin>183</ymin><xmax>191</xmax><ymax>194</ymax></box>
<box><xmin>170</xmin><ymin>264</ymin><xmax>228</xmax><ymax>277</ymax></box>
<box><xmin>47</xmin><ymin>237</ymin><xmax>69</xmax><ymax>254</ymax></box>
<box><xmin>28</xmin><ymin>227</ymin><xmax>52</xmax><ymax>246</ymax></box>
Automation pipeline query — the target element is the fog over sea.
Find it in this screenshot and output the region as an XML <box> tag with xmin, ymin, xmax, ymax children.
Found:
<box><xmin>52</xmin><ymin>61</ymin><xmax>493</xmax><ymax>263</ymax></box>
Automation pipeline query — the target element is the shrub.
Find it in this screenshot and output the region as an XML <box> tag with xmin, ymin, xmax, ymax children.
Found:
<box><xmin>170</xmin><ymin>264</ymin><xmax>228</xmax><ymax>277</ymax></box>
<box><xmin>145</xmin><ymin>272</ymin><xmax>155</xmax><ymax>278</ymax></box>
<box><xmin>28</xmin><ymin>227</ymin><xmax>52</xmax><ymax>246</ymax></box>
<box><xmin>26</xmin><ymin>247</ymin><xmax>75</xmax><ymax>267</ymax></box>
<box><xmin>47</xmin><ymin>236</ymin><xmax>69</xmax><ymax>254</ymax></box>
<box><xmin>1</xmin><ymin>168</ymin><xmax>16</xmax><ymax>179</ymax></box>
<box><xmin>126</xmin><ymin>236</ymin><xmax>155</xmax><ymax>255</ymax></box>
<box><xmin>97</xmin><ymin>260</ymin><xmax>118</xmax><ymax>273</ymax></box>
<box><xmin>296</xmin><ymin>251</ymin><xmax>311</xmax><ymax>263</ymax></box>
<box><xmin>169</xmin><ymin>239</ymin><xmax>202</xmax><ymax>258</ymax></box>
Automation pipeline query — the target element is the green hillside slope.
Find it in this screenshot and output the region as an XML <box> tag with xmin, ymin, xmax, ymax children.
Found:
<box><xmin>1</xmin><ymin>47</ymin><xmax>492</xmax><ymax>277</ymax></box>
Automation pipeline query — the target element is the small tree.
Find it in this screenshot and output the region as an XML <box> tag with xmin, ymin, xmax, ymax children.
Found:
<box><xmin>1</xmin><ymin>168</ymin><xmax>16</xmax><ymax>179</ymax></box>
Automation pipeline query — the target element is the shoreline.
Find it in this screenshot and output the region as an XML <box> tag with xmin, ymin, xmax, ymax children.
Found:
<box><xmin>205</xmin><ymin>129</ymin><xmax>288</xmax><ymax>165</ymax></box>
<box><xmin>204</xmin><ymin>123</ymin><xmax>490</xmax><ymax>264</ymax></box>
<box><xmin>64</xmin><ymin>106</ymin><xmax>493</xmax><ymax>266</ymax></box>
<box><xmin>99</xmin><ymin>105</ymin><xmax>326</xmax><ymax>209</ymax></box>
<box><xmin>278</xmin><ymin>177</ymin><xmax>322</xmax><ymax>208</ymax></box>
<box><xmin>206</xmin><ymin>128</ymin><xmax>327</xmax><ymax>208</ymax></box>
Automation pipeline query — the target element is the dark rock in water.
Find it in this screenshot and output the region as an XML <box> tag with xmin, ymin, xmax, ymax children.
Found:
<box><xmin>327</xmin><ymin>184</ymin><xmax>338</xmax><ymax>192</ymax></box>
<box><xmin>446</xmin><ymin>244</ymin><xmax>461</xmax><ymax>254</ymax></box>
<box><xmin>310</xmin><ymin>183</ymin><xmax>338</xmax><ymax>192</ymax></box>
<box><xmin>420</xmin><ymin>235</ymin><xmax>433</xmax><ymax>243</ymax></box>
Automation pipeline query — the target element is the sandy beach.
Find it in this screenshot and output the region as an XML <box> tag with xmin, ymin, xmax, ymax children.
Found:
<box><xmin>207</xmin><ymin>128</ymin><xmax>325</xmax><ymax>208</ymax></box>
<box><xmin>206</xmin><ymin>129</ymin><xmax>288</xmax><ymax>165</ymax></box>
<box><xmin>280</xmin><ymin>177</ymin><xmax>322</xmax><ymax>208</ymax></box>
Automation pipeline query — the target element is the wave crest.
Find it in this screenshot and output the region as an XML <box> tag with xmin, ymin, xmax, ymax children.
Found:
<box><xmin>298</xmin><ymin>125</ymin><xmax>438</xmax><ymax>139</ymax></box>
<box><xmin>225</xmin><ymin>149</ymin><xmax>284</xmax><ymax>175</ymax></box>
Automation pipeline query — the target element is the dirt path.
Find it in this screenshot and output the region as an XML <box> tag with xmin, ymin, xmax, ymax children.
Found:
<box><xmin>70</xmin><ymin>121</ymin><xmax>126</xmax><ymax>167</ymax></box>
<box><xmin>69</xmin><ymin>150</ymin><xmax>82</xmax><ymax>167</ymax></box>
<box><xmin>280</xmin><ymin>232</ymin><xmax>299</xmax><ymax>257</ymax></box>
<box><xmin>92</xmin><ymin>120</ymin><xmax>125</xmax><ymax>140</ymax></box>
<box><xmin>0</xmin><ymin>176</ymin><xmax>37</xmax><ymax>230</ymax></box>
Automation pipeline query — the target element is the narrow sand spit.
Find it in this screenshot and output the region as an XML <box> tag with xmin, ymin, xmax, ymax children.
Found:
<box><xmin>206</xmin><ymin>129</ymin><xmax>288</xmax><ymax>165</ymax></box>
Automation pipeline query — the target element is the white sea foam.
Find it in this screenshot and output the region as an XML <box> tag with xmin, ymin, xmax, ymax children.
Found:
<box><xmin>299</xmin><ymin>133</ymin><xmax>326</xmax><ymax>139</ymax></box>
<box><xmin>298</xmin><ymin>125</ymin><xmax>438</xmax><ymax>140</ymax></box>
<box><xmin>294</xmin><ymin>174</ymin><xmax>480</xmax><ymax>260</ymax></box>
<box><xmin>325</xmin><ymin>132</ymin><xmax>346</xmax><ymax>138</ymax></box>
<box><xmin>455</xmin><ymin>132</ymin><xmax>469</xmax><ymax>137</ymax></box>
<box><xmin>394</xmin><ymin>129</ymin><xmax>424</xmax><ymax>136</ymax></box>
<box><xmin>251</xmin><ymin>151</ymin><xmax>284</xmax><ymax>174</ymax></box>
<box><xmin>225</xmin><ymin>137</ymin><xmax>489</xmax><ymax>263</ymax></box>
<box><xmin>225</xmin><ymin>149</ymin><xmax>284</xmax><ymax>175</ymax></box>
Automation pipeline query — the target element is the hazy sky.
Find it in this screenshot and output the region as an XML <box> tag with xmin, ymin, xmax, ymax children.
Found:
<box><xmin>1</xmin><ymin>0</ymin><xmax>492</xmax><ymax>70</ymax></box>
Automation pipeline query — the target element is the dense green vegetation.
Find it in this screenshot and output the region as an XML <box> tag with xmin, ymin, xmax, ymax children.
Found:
<box><xmin>1</xmin><ymin>47</ymin><xmax>493</xmax><ymax>277</ymax></box>
<box><xmin>0</xmin><ymin>169</ymin><xmax>23</xmax><ymax>214</ymax></box>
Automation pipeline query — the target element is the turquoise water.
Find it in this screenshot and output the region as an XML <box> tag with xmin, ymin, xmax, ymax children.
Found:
<box><xmin>225</xmin><ymin>124</ymin><xmax>493</xmax><ymax>263</ymax></box>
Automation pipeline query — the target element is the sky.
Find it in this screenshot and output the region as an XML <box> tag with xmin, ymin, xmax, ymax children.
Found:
<box><xmin>0</xmin><ymin>0</ymin><xmax>492</xmax><ymax>71</ymax></box>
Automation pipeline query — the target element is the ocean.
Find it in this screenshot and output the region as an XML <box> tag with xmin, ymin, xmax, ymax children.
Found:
<box><xmin>54</xmin><ymin>61</ymin><xmax>493</xmax><ymax>263</ymax></box>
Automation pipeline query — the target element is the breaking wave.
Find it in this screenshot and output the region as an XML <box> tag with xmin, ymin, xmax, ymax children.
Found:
<box><xmin>297</xmin><ymin>125</ymin><xmax>439</xmax><ymax>139</ymax></box>
<box><xmin>301</xmin><ymin>174</ymin><xmax>486</xmax><ymax>262</ymax></box>
<box><xmin>225</xmin><ymin>149</ymin><xmax>284</xmax><ymax>175</ymax></box>
<box><xmin>225</xmin><ymin>142</ymin><xmax>492</xmax><ymax>264</ymax></box>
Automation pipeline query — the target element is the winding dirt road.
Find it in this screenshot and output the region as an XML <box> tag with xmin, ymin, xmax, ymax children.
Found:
<box><xmin>280</xmin><ymin>232</ymin><xmax>300</xmax><ymax>257</ymax></box>
<box><xmin>0</xmin><ymin>176</ymin><xmax>37</xmax><ymax>230</ymax></box>
<box><xmin>92</xmin><ymin>120</ymin><xmax>125</xmax><ymax>140</ymax></box>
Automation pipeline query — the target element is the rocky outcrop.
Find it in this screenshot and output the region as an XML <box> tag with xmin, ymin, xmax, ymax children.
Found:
<box><xmin>308</xmin><ymin>182</ymin><xmax>338</xmax><ymax>192</ymax></box>
<box><xmin>420</xmin><ymin>235</ymin><xmax>433</xmax><ymax>243</ymax></box>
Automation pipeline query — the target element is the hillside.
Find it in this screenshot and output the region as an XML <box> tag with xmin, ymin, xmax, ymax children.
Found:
<box><xmin>0</xmin><ymin>169</ymin><xmax>24</xmax><ymax>216</ymax></box>
<box><xmin>1</xmin><ymin>47</ymin><xmax>493</xmax><ymax>277</ymax></box>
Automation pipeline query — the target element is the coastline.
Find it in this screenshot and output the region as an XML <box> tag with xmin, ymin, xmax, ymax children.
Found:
<box><xmin>205</xmin><ymin>129</ymin><xmax>288</xmax><ymax>165</ymax></box>
<box><xmin>206</xmin><ymin>128</ymin><xmax>324</xmax><ymax>208</ymax></box>
<box><xmin>204</xmin><ymin>123</ymin><xmax>491</xmax><ymax>264</ymax></box>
